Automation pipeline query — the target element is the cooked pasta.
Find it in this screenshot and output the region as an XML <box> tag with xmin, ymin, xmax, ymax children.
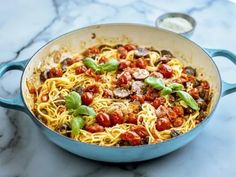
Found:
<box><xmin>27</xmin><ymin>44</ymin><xmax>212</xmax><ymax>146</ymax></box>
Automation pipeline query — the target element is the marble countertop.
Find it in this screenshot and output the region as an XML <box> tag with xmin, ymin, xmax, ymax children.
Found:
<box><xmin>1</xmin><ymin>0</ymin><xmax>236</xmax><ymax>176</ymax></box>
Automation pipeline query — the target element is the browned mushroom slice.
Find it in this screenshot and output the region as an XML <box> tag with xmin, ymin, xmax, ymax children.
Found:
<box><xmin>131</xmin><ymin>81</ymin><xmax>146</xmax><ymax>95</ymax></box>
<box><xmin>132</xmin><ymin>68</ymin><xmax>149</xmax><ymax>80</ymax></box>
<box><xmin>113</xmin><ymin>88</ymin><xmax>130</xmax><ymax>98</ymax></box>
<box><xmin>160</xmin><ymin>50</ymin><xmax>173</xmax><ymax>57</ymax></box>
<box><xmin>134</xmin><ymin>48</ymin><xmax>150</xmax><ymax>57</ymax></box>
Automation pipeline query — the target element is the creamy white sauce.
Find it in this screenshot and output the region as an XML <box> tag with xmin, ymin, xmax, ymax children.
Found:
<box><xmin>159</xmin><ymin>17</ymin><xmax>193</xmax><ymax>33</ymax></box>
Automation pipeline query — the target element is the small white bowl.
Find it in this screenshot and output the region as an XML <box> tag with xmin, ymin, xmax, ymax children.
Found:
<box><xmin>155</xmin><ymin>12</ymin><xmax>196</xmax><ymax>38</ymax></box>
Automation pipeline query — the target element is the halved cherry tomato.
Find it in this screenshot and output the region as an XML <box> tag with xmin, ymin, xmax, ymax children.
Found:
<box><xmin>156</xmin><ymin>117</ymin><xmax>171</xmax><ymax>131</ymax></box>
<box><xmin>83</xmin><ymin>47</ymin><xmax>100</xmax><ymax>56</ymax></box>
<box><xmin>188</xmin><ymin>88</ymin><xmax>199</xmax><ymax>99</ymax></box>
<box><xmin>167</xmin><ymin>108</ymin><xmax>178</xmax><ymax>122</ymax></box>
<box><xmin>98</xmin><ymin>56</ymin><xmax>108</xmax><ymax>64</ymax></box>
<box><xmin>131</xmin><ymin>95</ymin><xmax>145</xmax><ymax>104</ymax></box>
<box><xmin>127</xmin><ymin>113</ymin><xmax>138</xmax><ymax>124</ymax></box>
<box><xmin>81</xmin><ymin>92</ymin><xmax>93</xmax><ymax>105</ymax></box>
<box><xmin>47</xmin><ymin>67</ymin><xmax>63</xmax><ymax>78</ymax></box>
<box><xmin>136</xmin><ymin>58</ymin><xmax>146</xmax><ymax>69</ymax></box>
<box><xmin>85</xmin><ymin>124</ymin><xmax>104</xmax><ymax>133</ymax></box>
<box><xmin>85</xmin><ymin>84</ymin><xmax>99</xmax><ymax>93</ymax></box>
<box><xmin>120</xmin><ymin>131</ymin><xmax>141</xmax><ymax>146</ymax></box>
<box><xmin>173</xmin><ymin>106</ymin><xmax>184</xmax><ymax>117</ymax></box>
<box><xmin>117</xmin><ymin>47</ymin><xmax>128</xmax><ymax>59</ymax></box>
<box><xmin>102</xmin><ymin>89</ymin><xmax>113</xmax><ymax>98</ymax></box>
<box><xmin>152</xmin><ymin>97</ymin><xmax>166</xmax><ymax>109</ymax></box>
<box><xmin>131</xmin><ymin>125</ymin><xmax>148</xmax><ymax>138</ymax></box>
<box><xmin>96</xmin><ymin>113</ymin><xmax>111</xmax><ymax>127</ymax></box>
<box><xmin>124</xmin><ymin>44</ymin><xmax>136</xmax><ymax>51</ymax></box>
<box><xmin>201</xmin><ymin>80</ymin><xmax>210</xmax><ymax>89</ymax></box>
<box><xmin>156</xmin><ymin>105</ymin><xmax>167</xmax><ymax>118</ymax></box>
<box><xmin>110</xmin><ymin>111</ymin><xmax>124</xmax><ymax>125</ymax></box>
<box><xmin>173</xmin><ymin>117</ymin><xmax>184</xmax><ymax>127</ymax></box>
<box><xmin>158</xmin><ymin>64</ymin><xmax>173</xmax><ymax>78</ymax></box>
<box><xmin>119</xmin><ymin>60</ymin><xmax>131</xmax><ymax>70</ymax></box>
<box><xmin>117</xmin><ymin>71</ymin><xmax>132</xmax><ymax>86</ymax></box>
<box><xmin>75</xmin><ymin>65</ymin><xmax>87</xmax><ymax>75</ymax></box>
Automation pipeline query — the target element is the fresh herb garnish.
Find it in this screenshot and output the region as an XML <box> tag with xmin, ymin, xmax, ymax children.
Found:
<box><xmin>144</xmin><ymin>77</ymin><xmax>165</xmax><ymax>90</ymax></box>
<box><xmin>176</xmin><ymin>91</ymin><xmax>199</xmax><ymax>111</ymax></box>
<box><xmin>65</xmin><ymin>91</ymin><xmax>96</xmax><ymax>135</ymax></box>
<box><xmin>70</xmin><ymin>116</ymin><xmax>85</xmax><ymax>135</ymax></box>
<box><xmin>82</xmin><ymin>57</ymin><xmax>119</xmax><ymax>73</ymax></box>
<box><xmin>74</xmin><ymin>105</ymin><xmax>96</xmax><ymax>117</ymax></box>
<box><xmin>65</xmin><ymin>91</ymin><xmax>81</xmax><ymax>110</ymax></box>
<box><xmin>145</xmin><ymin>77</ymin><xmax>199</xmax><ymax>110</ymax></box>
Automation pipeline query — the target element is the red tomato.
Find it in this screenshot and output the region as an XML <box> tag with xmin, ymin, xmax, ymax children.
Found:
<box><xmin>75</xmin><ymin>66</ymin><xmax>87</xmax><ymax>75</ymax></box>
<box><xmin>102</xmin><ymin>89</ymin><xmax>113</xmax><ymax>98</ymax></box>
<box><xmin>131</xmin><ymin>95</ymin><xmax>145</xmax><ymax>104</ymax></box>
<box><xmin>47</xmin><ymin>67</ymin><xmax>63</xmax><ymax>78</ymax></box>
<box><xmin>117</xmin><ymin>71</ymin><xmax>132</xmax><ymax>86</ymax></box>
<box><xmin>81</xmin><ymin>92</ymin><xmax>93</xmax><ymax>105</ymax></box>
<box><xmin>167</xmin><ymin>108</ymin><xmax>178</xmax><ymax>122</ymax></box>
<box><xmin>85</xmin><ymin>124</ymin><xmax>104</xmax><ymax>133</ymax></box>
<box><xmin>96</xmin><ymin>113</ymin><xmax>112</xmax><ymax>127</ymax></box>
<box><xmin>158</xmin><ymin>64</ymin><xmax>173</xmax><ymax>78</ymax></box>
<box><xmin>150</xmin><ymin>71</ymin><xmax>164</xmax><ymax>78</ymax></box>
<box><xmin>136</xmin><ymin>58</ymin><xmax>146</xmax><ymax>69</ymax></box>
<box><xmin>201</xmin><ymin>80</ymin><xmax>210</xmax><ymax>89</ymax></box>
<box><xmin>127</xmin><ymin>113</ymin><xmax>138</xmax><ymax>124</ymax></box>
<box><xmin>98</xmin><ymin>56</ymin><xmax>108</xmax><ymax>64</ymax></box>
<box><xmin>131</xmin><ymin>125</ymin><xmax>148</xmax><ymax>138</ymax></box>
<box><xmin>120</xmin><ymin>131</ymin><xmax>141</xmax><ymax>146</ymax></box>
<box><xmin>124</xmin><ymin>44</ymin><xmax>136</xmax><ymax>51</ymax></box>
<box><xmin>117</xmin><ymin>47</ymin><xmax>128</xmax><ymax>59</ymax></box>
<box><xmin>156</xmin><ymin>117</ymin><xmax>171</xmax><ymax>131</ymax></box>
<box><xmin>173</xmin><ymin>106</ymin><xmax>184</xmax><ymax>117</ymax></box>
<box><xmin>85</xmin><ymin>84</ymin><xmax>99</xmax><ymax>94</ymax></box>
<box><xmin>119</xmin><ymin>60</ymin><xmax>131</xmax><ymax>70</ymax></box>
<box><xmin>83</xmin><ymin>47</ymin><xmax>100</xmax><ymax>56</ymax></box>
<box><xmin>173</xmin><ymin>117</ymin><xmax>184</xmax><ymax>127</ymax></box>
<box><xmin>110</xmin><ymin>111</ymin><xmax>124</xmax><ymax>125</ymax></box>
<box><xmin>41</xmin><ymin>94</ymin><xmax>49</xmax><ymax>102</ymax></box>
<box><xmin>156</xmin><ymin>105</ymin><xmax>167</xmax><ymax>118</ymax></box>
<box><xmin>188</xmin><ymin>88</ymin><xmax>199</xmax><ymax>99</ymax></box>
<box><xmin>152</xmin><ymin>97</ymin><xmax>166</xmax><ymax>109</ymax></box>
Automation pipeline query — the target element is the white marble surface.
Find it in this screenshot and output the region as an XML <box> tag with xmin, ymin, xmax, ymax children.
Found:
<box><xmin>1</xmin><ymin>0</ymin><xmax>236</xmax><ymax>176</ymax></box>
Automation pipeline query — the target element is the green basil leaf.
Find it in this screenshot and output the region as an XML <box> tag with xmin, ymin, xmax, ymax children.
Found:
<box><xmin>176</xmin><ymin>91</ymin><xmax>199</xmax><ymax>111</ymax></box>
<box><xmin>98</xmin><ymin>59</ymin><xmax>119</xmax><ymax>72</ymax></box>
<box><xmin>168</xmin><ymin>83</ymin><xmax>183</xmax><ymax>91</ymax></box>
<box><xmin>65</xmin><ymin>91</ymin><xmax>81</xmax><ymax>110</ymax></box>
<box><xmin>144</xmin><ymin>77</ymin><xmax>165</xmax><ymax>90</ymax></box>
<box><xmin>83</xmin><ymin>58</ymin><xmax>99</xmax><ymax>72</ymax></box>
<box><xmin>70</xmin><ymin>116</ymin><xmax>85</xmax><ymax>135</ymax></box>
<box><xmin>161</xmin><ymin>87</ymin><xmax>172</xmax><ymax>96</ymax></box>
<box><xmin>74</xmin><ymin>105</ymin><xmax>96</xmax><ymax>117</ymax></box>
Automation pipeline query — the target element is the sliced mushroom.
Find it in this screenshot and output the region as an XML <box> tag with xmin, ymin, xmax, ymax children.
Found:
<box><xmin>134</xmin><ymin>48</ymin><xmax>150</xmax><ymax>57</ymax></box>
<box><xmin>113</xmin><ymin>88</ymin><xmax>130</xmax><ymax>98</ymax></box>
<box><xmin>131</xmin><ymin>81</ymin><xmax>146</xmax><ymax>95</ymax></box>
<box><xmin>40</xmin><ymin>69</ymin><xmax>49</xmax><ymax>82</ymax></box>
<box><xmin>184</xmin><ymin>66</ymin><xmax>196</xmax><ymax>76</ymax></box>
<box><xmin>170</xmin><ymin>129</ymin><xmax>182</xmax><ymax>138</ymax></box>
<box><xmin>158</xmin><ymin>55</ymin><xmax>172</xmax><ymax>64</ymax></box>
<box><xmin>132</xmin><ymin>68</ymin><xmax>149</xmax><ymax>80</ymax></box>
<box><xmin>197</xmin><ymin>98</ymin><xmax>208</xmax><ymax>111</ymax></box>
<box><xmin>160</xmin><ymin>50</ymin><xmax>173</xmax><ymax>57</ymax></box>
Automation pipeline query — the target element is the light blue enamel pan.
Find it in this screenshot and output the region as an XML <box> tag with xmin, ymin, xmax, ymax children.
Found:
<box><xmin>0</xmin><ymin>24</ymin><xmax>236</xmax><ymax>162</ymax></box>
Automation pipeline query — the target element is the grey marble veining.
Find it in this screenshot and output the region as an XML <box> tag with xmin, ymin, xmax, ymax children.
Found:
<box><xmin>1</xmin><ymin>0</ymin><xmax>236</xmax><ymax>176</ymax></box>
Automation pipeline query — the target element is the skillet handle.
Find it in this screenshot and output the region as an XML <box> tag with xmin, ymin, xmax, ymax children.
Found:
<box><xmin>205</xmin><ymin>48</ymin><xmax>236</xmax><ymax>96</ymax></box>
<box><xmin>0</xmin><ymin>59</ymin><xmax>28</xmax><ymax>111</ymax></box>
